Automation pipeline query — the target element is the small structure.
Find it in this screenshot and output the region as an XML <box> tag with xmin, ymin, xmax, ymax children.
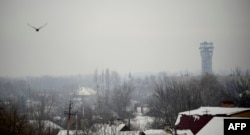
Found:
<box><xmin>175</xmin><ymin>107</ymin><xmax>250</xmax><ymax>135</ymax></box>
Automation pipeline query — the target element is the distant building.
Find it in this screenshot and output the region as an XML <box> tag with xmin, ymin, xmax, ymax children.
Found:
<box><xmin>72</xmin><ymin>86</ymin><xmax>96</xmax><ymax>101</ymax></box>
<box><xmin>199</xmin><ymin>41</ymin><xmax>214</xmax><ymax>74</ymax></box>
<box><xmin>76</xmin><ymin>87</ymin><xmax>96</xmax><ymax>97</ymax></box>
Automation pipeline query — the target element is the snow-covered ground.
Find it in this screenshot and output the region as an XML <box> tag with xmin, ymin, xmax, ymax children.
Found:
<box><xmin>57</xmin><ymin>130</ymin><xmax>83</xmax><ymax>135</ymax></box>
<box><xmin>144</xmin><ymin>129</ymin><xmax>171</xmax><ymax>135</ymax></box>
<box><xmin>130</xmin><ymin>107</ymin><xmax>154</xmax><ymax>130</ymax></box>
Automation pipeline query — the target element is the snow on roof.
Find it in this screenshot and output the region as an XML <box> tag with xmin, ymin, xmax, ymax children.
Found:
<box><xmin>176</xmin><ymin>129</ymin><xmax>193</xmax><ymax>135</ymax></box>
<box><xmin>93</xmin><ymin>124</ymin><xmax>122</xmax><ymax>135</ymax></box>
<box><xmin>30</xmin><ymin>120</ymin><xmax>63</xmax><ymax>130</ymax></box>
<box><xmin>116</xmin><ymin>123</ymin><xmax>126</xmax><ymax>131</ymax></box>
<box><xmin>77</xmin><ymin>87</ymin><xmax>96</xmax><ymax>96</ymax></box>
<box><xmin>179</xmin><ymin>106</ymin><xmax>250</xmax><ymax>116</ymax></box>
<box><xmin>57</xmin><ymin>130</ymin><xmax>83</xmax><ymax>135</ymax></box>
<box><xmin>144</xmin><ymin>129</ymin><xmax>170</xmax><ymax>135</ymax></box>
<box><xmin>119</xmin><ymin>131</ymin><xmax>140</xmax><ymax>135</ymax></box>
<box><xmin>197</xmin><ymin>117</ymin><xmax>250</xmax><ymax>135</ymax></box>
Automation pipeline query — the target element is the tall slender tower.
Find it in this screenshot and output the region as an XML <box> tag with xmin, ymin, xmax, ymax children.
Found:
<box><xmin>199</xmin><ymin>41</ymin><xmax>214</xmax><ymax>74</ymax></box>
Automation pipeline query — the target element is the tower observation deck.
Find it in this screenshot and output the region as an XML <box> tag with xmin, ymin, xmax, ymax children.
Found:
<box><xmin>199</xmin><ymin>41</ymin><xmax>214</xmax><ymax>74</ymax></box>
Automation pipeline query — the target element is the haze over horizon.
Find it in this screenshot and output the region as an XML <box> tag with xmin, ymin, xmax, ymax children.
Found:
<box><xmin>0</xmin><ymin>0</ymin><xmax>250</xmax><ymax>77</ymax></box>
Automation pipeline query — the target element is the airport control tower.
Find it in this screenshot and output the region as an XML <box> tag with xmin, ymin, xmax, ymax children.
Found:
<box><xmin>199</xmin><ymin>41</ymin><xmax>214</xmax><ymax>74</ymax></box>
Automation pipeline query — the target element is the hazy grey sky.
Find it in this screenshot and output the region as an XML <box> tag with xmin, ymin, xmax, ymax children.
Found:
<box><xmin>0</xmin><ymin>0</ymin><xmax>249</xmax><ymax>77</ymax></box>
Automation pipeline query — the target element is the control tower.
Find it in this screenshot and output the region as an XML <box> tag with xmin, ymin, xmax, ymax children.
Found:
<box><xmin>199</xmin><ymin>41</ymin><xmax>214</xmax><ymax>74</ymax></box>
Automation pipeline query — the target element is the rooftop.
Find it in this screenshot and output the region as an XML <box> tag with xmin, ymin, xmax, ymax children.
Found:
<box><xmin>179</xmin><ymin>106</ymin><xmax>250</xmax><ymax>116</ymax></box>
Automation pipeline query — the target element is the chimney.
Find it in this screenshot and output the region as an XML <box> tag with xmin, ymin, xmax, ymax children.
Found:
<box><xmin>221</xmin><ymin>100</ymin><xmax>234</xmax><ymax>107</ymax></box>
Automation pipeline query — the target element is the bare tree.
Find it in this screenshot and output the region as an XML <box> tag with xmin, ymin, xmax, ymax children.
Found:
<box><xmin>30</xmin><ymin>90</ymin><xmax>57</xmax><ymax>135</ymax></box>
<box><xmin>110</xmin><ymin>70</ymin><xmax>121</xmax><ymax>89</ymax></box>
<box><xmin>94</xmin><ymin>93</ymin><xmax>113</xmax><ymax>122</ymax></box>
<box><xmin>224</xmin><ymin>75</ymin><xmax>250</xmax><ymax>107</ymax></box>
<box><xmin>199</xmin><ymin>74</ymin><xmax>227</xmax><ymax>106</ymax></box>
<box><xmin>111</xmin><ymin>82</ymin><xmax>134</xmax><ymax>119</ymax></box>
<box><xmin>0</xmin><ymin>99</ymin><xmax>33</xmax><ymax>135</ymax></box>
<box><xmin>79</xmin><ymin>103</ymin><xmax>93</xmax><ymax>135</ymax></box>
<box><xmin>148</xmin><ymin>74</ymin><xmax>228</xmax><ymax>128</ymax></box>
<box><xmin>148</xmin><ymin>76</ymin><xmax>190</xmax><ymax>128</ymax></box>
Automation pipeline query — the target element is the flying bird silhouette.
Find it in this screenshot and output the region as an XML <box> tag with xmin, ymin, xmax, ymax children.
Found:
<box><xmin>27</xmin><ymin>23</ymin><xmax>48</xmax><ymax>32</ymax></box>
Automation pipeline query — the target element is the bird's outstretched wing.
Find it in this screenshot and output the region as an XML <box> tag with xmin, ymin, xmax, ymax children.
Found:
<box><xmin>27</xmin><ymin>23</ymin><xmax>37</xmax><ymax>30</ymax></box>
<box><xmin>27</xmin><ymin>23</ymin><xmax>48</xmax><ymax>32</ymax></box>
<box><xmin>38</xmin><ymin>23</ymin><xmax>48</xmax><ymax>30</ymax></box>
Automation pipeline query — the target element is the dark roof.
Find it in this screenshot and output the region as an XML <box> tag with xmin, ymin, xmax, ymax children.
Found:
<box><xmin>229</xmin><ymin>110</ymin><xmax>250</xmax><ymax>117</ymax></box>
<box><xmin>120</xmin><ymin>125</ymin><xmax>130</xmax><ymax>131</ymax></box>
<box><xmin>175</xmin><ymin>115</ymin><xmax>213</xmax><ymax>134</ymax></box>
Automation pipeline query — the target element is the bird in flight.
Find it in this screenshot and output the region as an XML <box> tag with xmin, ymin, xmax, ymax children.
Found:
<box><xmin>27</xmin><ymin>23</ymin><xmax>48</xmax><ymax>32</ymax></box>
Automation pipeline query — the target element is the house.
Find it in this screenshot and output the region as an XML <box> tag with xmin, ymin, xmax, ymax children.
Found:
<box><xmin>92</xmin><ymin>123</ymin><xmax>137</xmax><ymax>135</ymax></box>
<box><xmin>30</xmin><ymin>120</ymin><xmax>63</xmax><ymax>134</ymax></box>
<box><xmin>76</xmin><ymin>87</ymin><xmax>96</xmax><ymax>97</ymax></box>
<box><xmin>71</xmin><ymin>86</ymin><xmax>97</xmax><ymax>110</ymax></box>
<box><xmin>175</xmin><ymin>106</ymin><xmax>250</xmax><ymax>135</ymax></box>
<box><xmin>72</xmin><ymin>86</ymin><xmax>96</xmax><ymax>101</ymax></box>
<box><xmin>29</xmin><ymin>120</ymin><xmax>63</xmax><ymax>130</ymax></box>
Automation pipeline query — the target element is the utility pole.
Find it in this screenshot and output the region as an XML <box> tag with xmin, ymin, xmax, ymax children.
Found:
<box><xmin>75</xmin><ymin>114</ymin><xmax>78</xmax><ymax>135</ymax></box>
<box><xmin>64</xmin><ymin>100</ymin><xmax>76</xmax><ymax>135</ymax></box>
